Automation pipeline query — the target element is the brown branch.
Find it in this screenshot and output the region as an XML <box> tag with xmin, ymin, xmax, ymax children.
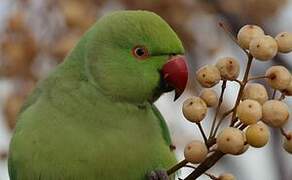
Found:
<box><xmin>234</xmin><ymin>120</ymin><xmax>242</xmax><ymax>128</ymax></box>
<box><xmin>278</xmin><ymin>93</ymin><xmax>285</xmax><ymax>101</ymax></box>
<box><xmin>218</xmin><ymin>22</ymin><xmax>249</xmax><ymax>56</ymax></box>
<box><xmin>280</xmin><ymin>128</ymin><xmax>291</xmax><ymax>140</ymax></box>
<box><xmin>230</xmin><ymin>79</ymin><xmax>243</xmax><ymax>86</ymax></box>
<box><xmin>230</xmin><ymin>53</ymin><xmax>253</xmax><ymax>126</ymax></box>
<box><xmin>212</xmin><ymin>109</ymin><xmax>233</xmax><ymax>137</ymax></box>
<box><xmin>209</xmin><ymin>80</ymin><xmax>227</xmax><ymax>138</ymax></box>
<box><xmin>248</xmin><ymin>75</ymin><xmax>268</xmax><ymax>81</ymax></box>
<box><xmin>184</xmin><ymin>151</ymin><xmax>225</xmax><ymax>180</ymax></box>
<box><xmin>272</xmin><ymin>89</ymin><xmax>277</xmax><ymax>99</ymax></box>
<box><xmin>197</xmin><ymin>122</ymin><xmax>208</xmax><ymax>145</ymax></box>
<box><xmin>184</xmin><ymin>165</ymin><xmax>218</xmax><ymax>180</ymax></box>
<box><xmin>167</xmin><ymin>159</ymin><xmax>188</xmax><ymax>175</ymax></box>
<box><xmin>239</xmin><ymin>124</ymin><xmax>247</xmax><ymax>131</ymax></box>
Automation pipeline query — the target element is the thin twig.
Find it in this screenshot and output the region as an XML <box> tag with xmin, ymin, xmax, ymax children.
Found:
<box><xmin>184</xmin><ymin>151</ymin><xmax>225</xmax><ymax>180</ymax></box>
<box><xmin>197</xmin><ymin>122</ymin><xmax>208</xmax><ymax>145</ymax></box>
<box><xmin>209</xmin><ymin>80</ymin><xmax>227</xmax><ymax>138</ymax></box>
<box><xmin>167</xmin><ymin>159</ymin><xmax>188</xmax><ymax>175</ymax></box>
<box><xmin>272</xmin><ymin>89</ymin><xmax>277</xmax><ymax>99</ymax></box>
<box><xmin>218</xmin><ymin>22</ymin><xmax>249</xmax><ymax>56</ymax></box>
<box><xmin>184</xmin><ymin>165</ymin><xmax>218</xmax><ymax>180</ymax></box>
<box><xmin>248</xmin><ymin>75</ymin><xmax>268</xmax><ymax>81</ymax></box>
<box><xmin>280</xmin><ymin>128</ymin><xmax>291</xmax><ymax>140</ymax></box>
<box><xmin>212</xmin><ymin>109</ymin><xmax>233</xmax><ymax>137</ymax></box>
<box><xmin>230</xmin><ymin>53</ymin><xmax>253</xmax><ymax>127</ymax></box>
<box><xmin>239</xmin><ymin>124</ymin><xmax>247</xmax><ymax>131</ymax></box>
<box><xmin>278</xmin><ymin>93</ymin><xmax>286</xmax><ymax>101</ymax></box>
<box><xmin>234</xmin><ymin>120</ymin><xmax>242</xmax><ymax>128</ymax></box>
<box><xmin>230</xmin><ymin>79</ymin><xmax>243</xmax><ymax>86</ymax></box>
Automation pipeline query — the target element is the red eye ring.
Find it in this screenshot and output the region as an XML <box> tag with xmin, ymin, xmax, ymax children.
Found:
<box><xmin>132</xmin><ymin>45</ymin><xmax>149</xmax><ymax>60</ymax></box>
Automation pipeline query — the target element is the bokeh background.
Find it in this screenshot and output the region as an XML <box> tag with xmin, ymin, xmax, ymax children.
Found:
<box><xmin>1</xmin><ymin>0</ymin><xmax>292</xmax><ymax>179</ymax></box>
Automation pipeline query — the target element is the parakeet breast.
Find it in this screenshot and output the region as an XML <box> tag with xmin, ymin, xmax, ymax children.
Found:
<box><xmin>8</xmin><ymin>66</ymin><xmax>176</xmax><ymax>180</ymax></box>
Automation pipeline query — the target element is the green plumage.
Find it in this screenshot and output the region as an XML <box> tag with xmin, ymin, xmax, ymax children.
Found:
<box><xmin>8</xmin><ymin>10</ymin><xmax>184</xmax><ymax>180</ymax></box>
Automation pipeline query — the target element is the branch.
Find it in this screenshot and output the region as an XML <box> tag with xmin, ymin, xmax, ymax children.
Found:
<box><xmin>272</xmin><ymin>89</ymin><xmax>277</xmax><ymax>99</ymax></box>
<box><xmin>212</xmin><ymin>109</ymin><xmax>233</xmax><ymax>137</ymax></box>
<box><xmin>167</xmin><ymin>159</ymin><xmax>188</xmax><ymax>175</ymax></box>
<box><xmin>197</xmin><ymin>122</ymin><xmax>208</xmax><ymax>145</ymax></box>
<box><xmin>209</xmin><ymin>80</ymin><xmax>227</xmax><ymax>138</ymax></box>
<box><xmin>278</xmin><ymin>93</ymin><xmax>285</xmax><ymax>101</ymax></box>
<box><xmin>248</xmin><ymin>75</ymin><xmax>268</xmax><ymax>81</ymax></box>
<box><xmin>184</xmin><ymin>151</ymin><xmax>225</xmax><ymax>180</ymax></box>
<box><xmin>230</xmin><ymin>53</ymin><xmax>253</xmax><ymax>126</ymax></box>
<box><xmin>280</xmin><ymin>128</ymin><xmax>291</xmax><ymax>140</ymax></box>
<box><xmin>184</xmin><ymin>165</ymin><xmax>218</xmax><ymax>180</ymax></box>
<box><xmin>218</xmin><ymin>22</ymin><xmax>249</xmax><ymax>56</ymax></box>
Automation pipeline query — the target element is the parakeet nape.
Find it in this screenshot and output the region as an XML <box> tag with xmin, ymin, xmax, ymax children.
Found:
<box><xmin>8</xmin><ymin>10</ymin><xmax>188</xmax><ymax>180</ymax></box>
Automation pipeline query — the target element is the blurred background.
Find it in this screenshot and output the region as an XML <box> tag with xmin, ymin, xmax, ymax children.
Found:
<box><xmin>1</xmin><ymin>0</ymin><xmax>292</xmax><ymax>179</ymax></box>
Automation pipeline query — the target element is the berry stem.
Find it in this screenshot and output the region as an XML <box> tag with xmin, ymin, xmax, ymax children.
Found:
<box><xmin>234</xmin><ymin>120</ymin><xmax>243</xmax><ymax>128</ymax></box>
<box><xmin>218</xmin><ymin>22</ymin><xmax>249</xmax><ymax>56</ymax></box>
<box><xmin>184</xmin><ymin>151</ymin><xmax>225</xmax><ymax>180</ymax></box>
<box><xmin>272</xmin><ymin>89</ymin><xmax>277</xmax><ymax>99</ymax></box>
<box><xmin>167</xmin><ymin>159</ymin><xmax>188</xmax><ymax>175</ymax></box>
<box><xmin>197</xmin><ymin>122</ymin><xmax>208</xmax><ymax>145</ymax></box>
<box><xmin>184</xmin><ymin>165</ymin><xmax>218</xmax><ymax>180</ymax></box>
<box><xmin>212</xmin><ymin>109</ymin><xmax>233</xmax><ymax>137</ymax></box>
<box><xmin>231</xmin><ymin>79</ymin><xmax>243</xmax><ymax>86</ymax></box>
<box><xmin>209</xmin><ymin>80</ymin><xmax>227</xmax><ymax>138</ymax></box>
<box><xmin>230</xmin><ymin>53</ymin><xmax>253</xmax><ymax>126</ymax></box>
<box><xmin>239</xmin><ymin>123</ymin><xmax>247</xmax><ymax>130</ymax></box>
<box><xmin>248</xmin><ymin>75</ymin><xmax>268</xmax><ymax>81</ymax></box>
<box><xmin>280</xmin><ymin>128</ymin><xmax>290</xmax><ymax>140</ymax></box>
<box><xmin>278</xmin><ymin>93</ymin><xmax>285</xmax><ymax>101</ymax></box>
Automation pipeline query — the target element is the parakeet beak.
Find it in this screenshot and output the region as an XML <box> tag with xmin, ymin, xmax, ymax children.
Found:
<box><xmin>161</xmin><ymin>55</ymin><xmax>188</xmax><ymax>101</ymax></box>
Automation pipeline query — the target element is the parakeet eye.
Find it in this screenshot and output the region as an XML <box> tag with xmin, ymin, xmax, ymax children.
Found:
<box><xmin>132</xmin><ymin>46</ymin><xmax>149</xmax><ymax>60</ymax></box>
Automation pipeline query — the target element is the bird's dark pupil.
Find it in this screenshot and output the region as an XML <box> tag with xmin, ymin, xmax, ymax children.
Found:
<box><xmin>136</xmin><ymin>48</ymin><xmax>145</xmax><ymax>56</ymax></box>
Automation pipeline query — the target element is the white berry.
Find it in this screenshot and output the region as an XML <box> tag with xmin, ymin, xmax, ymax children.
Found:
<box><xmin>237</xmin><ymin>99</ymin><xmax>262</xmax><ymax>125</ymax></box>
<box><xmin>262</xmin><ymin>100</ymin><xmax>289</xmax><ymax>127</ymax></box>
<box><xmin>265</xmin><ymin>66</ymin><xmax>291</xmax><ymax>90</ymax></box>
<box><xmin>199</xmin><ymin>89</ymin><xmax>218</xmax><ymax>107</ymax></box>
<box><xmin>184</xmin><ymin>140</ymin><xmax>208</xmax><ymax>164</ymax></box>
<box><xmin>196</xmin><ymin>65</ymin><xmax>221</xmax><ymax>88</ymax></box>
<box><xmin>275</xmin><ymin>32</ymin><xmax>292</xmax><ymax>53</ymax></box>
<box><xmin>237</xmin><ymin>25</ymin><xmax>265</xmax><ymax>49</ymax></box>
<box><xmin>249</xmin><ymin>35</ymin><xmax>278</xmax><ymax>61</ymax></box>
<box><xmin>182</xmin><ymin>97</ymin><xmax>207</xmax><ymax>123</ymax></box>
<box><xmin>246</xmin><ymin>122</ymin><xmax>269</xmax><ymax>148</ymax></box>
<box><xmin>242</xmin><ymin>83</ymin><xmax>268</xmax><ymax>104</ymax></box>
<box><xmin>217</xmin><ymin>127</ymin><xmax>245</xmax><ymax>155</ymax></box>
<box><xmin>216</xmin><ymin>57</ymin><xmax>240</xmax><ymax>80</ymax></box>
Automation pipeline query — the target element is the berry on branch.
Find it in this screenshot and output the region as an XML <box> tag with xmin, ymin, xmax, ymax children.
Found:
<box><xmin>196</xmin><ymin>65</ymin><xmax>221</xmax><ymax>88</ymax></box>
<box><xmin>262</xmin><ymin>100</ymin><xmax>289</xmax><ymax>128</ymax></box>
<box><xmin>236</xmin><ymin>99</ymin><xmax>262</xmax><ymax>125</ymax></box>
<box><xmin>182</xmin><ymin>97</ymin><xmax>208</xmax><ymax>123</ymax></box>
<box><xmin>237</xmin><ymin>25</ymin><xmax>265</xmax><ymax>49</ymax></box>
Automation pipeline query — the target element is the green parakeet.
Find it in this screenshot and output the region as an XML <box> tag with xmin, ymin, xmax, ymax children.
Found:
<box><xmin>8</xmin><ymin>10</ymin><xmax>188</xmax><ymax>180</ymax></box>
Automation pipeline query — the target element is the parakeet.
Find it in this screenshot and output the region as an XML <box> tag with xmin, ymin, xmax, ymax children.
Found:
<box><xmin>8</xmin><ymin>10</ymin><xmax>188</xmax><ymax>180</ymax></box>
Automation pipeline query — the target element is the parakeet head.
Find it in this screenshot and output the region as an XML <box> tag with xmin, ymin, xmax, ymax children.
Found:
<box><xmin>84</xmin><ymin>10</ymin><xmax>188</xmax><ymax>104</ymax></box>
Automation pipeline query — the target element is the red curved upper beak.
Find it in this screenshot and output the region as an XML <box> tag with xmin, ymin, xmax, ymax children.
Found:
<box><xmin>161</xmin><ymin>55</ymin><xmax>188</xmax><ymax>101</ymax></box>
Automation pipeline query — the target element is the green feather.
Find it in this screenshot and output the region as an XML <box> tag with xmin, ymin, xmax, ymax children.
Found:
<box><xmin>9</xmin><ymin>10</ymin><xmax>184</xmax><ymax>180</ymax></box>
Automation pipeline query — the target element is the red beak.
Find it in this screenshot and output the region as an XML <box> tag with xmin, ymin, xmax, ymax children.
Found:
<box><xmin>161</xmin><ymin>55</ymin><xmax>188</xmax><ymax>101</ymax></box>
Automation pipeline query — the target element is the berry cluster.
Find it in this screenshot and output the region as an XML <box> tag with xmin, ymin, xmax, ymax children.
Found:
<box><xmin>168</xmin><ymin>24</ymin><xmax>292</xmax><ymax>180</ymax></box>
